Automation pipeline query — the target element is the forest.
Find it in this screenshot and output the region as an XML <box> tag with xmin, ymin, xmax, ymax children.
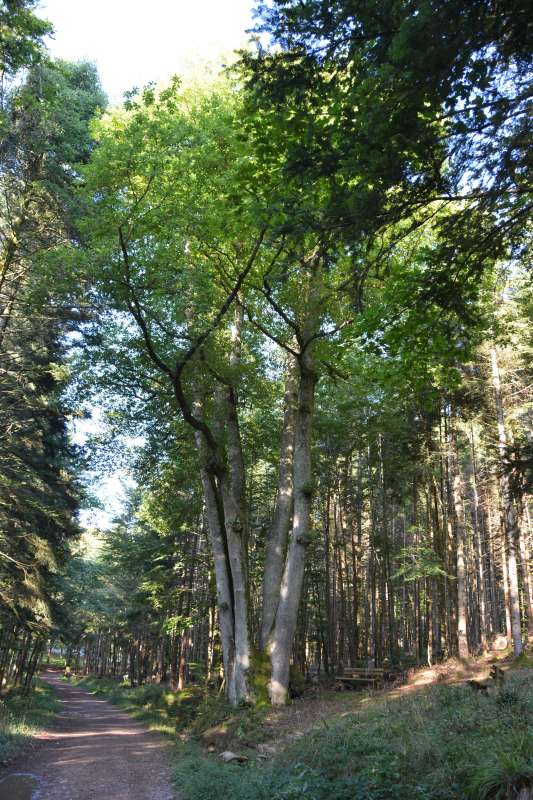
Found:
<box><xmin>0</xmin><ymin>1</ymin><xmax>532</xmax><ymax>799</ymax></box>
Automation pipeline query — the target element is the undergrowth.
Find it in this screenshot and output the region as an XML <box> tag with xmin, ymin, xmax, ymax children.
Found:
<box><xmin>42</xmin><ymin>653</ymin><xmax>67</xmax><ymax>669</ymax></box>
<box><xmin>0</xmin><ymin>681</ymin><xmax>59</xmax><ymax>763</ymax></box>
<box><xmin>68</xmin><ymin>675</ymin><xmax>267</xmax><ymax>742</ymax></box>
<box><xmin>67</xmin><ymin>675</ymin><xmax>204</xmax><ymax>734</ymax></box>
<box><xmin>173</xmin><ymin>669</ymin><xmax>533</xmax><ymax>800</ymax></box>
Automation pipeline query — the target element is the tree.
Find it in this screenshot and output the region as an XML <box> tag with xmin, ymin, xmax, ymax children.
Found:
<box><xmin>0</xmin><ymin>56</ymin><xmax>104</xmax><ymax>690</ymax></box>
<box><xmin>0</xmin><ymin>0</ymin><xmax>51</xmax><ymax>112</ymax></box>
<box><xmin>76</xmin><ymin>74</ymin><xmax>363</xmax><ymax>703</ymax></box>
<box><xmin>243</xmin><ymin>0</ymin><xmax>532</xmax><ymax>281</ymax></box>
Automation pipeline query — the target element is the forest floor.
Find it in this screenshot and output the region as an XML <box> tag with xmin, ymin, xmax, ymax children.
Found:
<box><xmin>0</xmin><ymin>670</ymin><xmax>176</xmax><ymax>800</ymax></box>
<box><xmin>197</xmin><ymin>647</ymin><xmax>525</xmax><ymax>757</ymax></box>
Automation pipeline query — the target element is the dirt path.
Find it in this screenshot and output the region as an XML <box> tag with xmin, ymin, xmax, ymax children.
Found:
<box><xmin>0</xmin><ymin>671</ymin><xmax>176</xmax><ymax>800</ymax></box>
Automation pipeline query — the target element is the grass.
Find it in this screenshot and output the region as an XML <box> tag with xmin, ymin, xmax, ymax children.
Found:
<box><xmin>0</xmin><ymin>681</ymin><xmax>59</xmax><ymax>763</ymax></box>
<box><xmin>509</xmin><ymin>652</ymin><xmax>533</xmax><ymax>670</ymax></box>
<box><xmin>173</xmin><ymin>668</ymin><xmax>533</xmax><ymax>800</ymax></box>
<box><xmin>43</xmin><ymin>653</ymin><xmax>67</xmax><ymax>669</ymax></box>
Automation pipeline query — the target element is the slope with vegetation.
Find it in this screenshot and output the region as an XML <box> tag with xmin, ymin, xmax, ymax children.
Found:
<box><xmin>0</xmin><ymin>680</ymin><xmax>58</xmax><ymax>762</ymax></box>
<box><xmin>175</xmin><ymin>668</ymin><xmax>533</xmax><ymax>800</ymax></box>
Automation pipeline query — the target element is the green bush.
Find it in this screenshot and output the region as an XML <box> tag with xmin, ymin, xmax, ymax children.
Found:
<box><xmin>289</xmin><ymin>665</ymin><xmax>306</xmax><ymax>698</ymax></box>
<box><xmin>43</xmin><ymin>653</ymin><xmax>67</xmax><ymax>669</ymax></box>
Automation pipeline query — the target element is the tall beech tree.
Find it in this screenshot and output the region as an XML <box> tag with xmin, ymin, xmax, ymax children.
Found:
<box><xmin>78</xmin><ymin>79</ymin><xmax>346</xmax><ymax>704</ymax></box>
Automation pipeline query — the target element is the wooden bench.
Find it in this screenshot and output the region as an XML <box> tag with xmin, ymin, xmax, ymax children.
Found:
<box><xmin>335</xmin><ymin>667</ymin><xmax>387</xmax><ymax>689</ymax></box>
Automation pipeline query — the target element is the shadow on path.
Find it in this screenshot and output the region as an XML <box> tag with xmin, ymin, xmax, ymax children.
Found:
<box><xmin>0</xmin><ymin>671</ymin><xmax>175</xmax><ymax>800</ymax></box>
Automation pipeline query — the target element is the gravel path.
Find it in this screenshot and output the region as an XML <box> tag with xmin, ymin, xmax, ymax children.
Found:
<box><xmin>0</xmin><ymin>671</ymin><xmax>176</xmax><ymax>800</ymax></box>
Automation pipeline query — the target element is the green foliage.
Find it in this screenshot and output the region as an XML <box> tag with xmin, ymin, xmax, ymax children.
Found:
<box><xmin>56</xmin><ymin>479</ymin><xmax>212</xmax><ymax>669</ymax></box>
<box><xmin>44</xmin><ymin>653</ymin><xmax>67</xmax><ymax>668</ymax></box>
<box><xmin>0</xmin><ymin>310</ymin><xmax>81</xmax><ymax>626</ymax></box>
<box><xmin>249</xmin><ymin>650</ymin><xmax>271</xmax><ymax>708</ymax></box>
<box><xmin>288</xmin><ymin>665</ymin><xmax>306</xmax><ymax>698</ymax></box>
<box><xmin>189</xmin><ymin>694</ymin><xmax>267</xmax><ymax>745</ymax></box>
<box><xmin>0</xmin><ymin>54</ymin><xmax>105</xmax><ymax>686</ymax></box>
<box><xmin>392</xmin><ymin>546</ymin><xmax>450</xmax><ymax>582</ymax></box>
<box><xmin>244</xmin><ymin>0</ymin><xmax>532</xmax><ymax>265</ymax></box>
<box><xmin>0</xmin><ymin>0</ymin><xmax>51</xmax><ymax>78</ymax></box>
<box><xmin>468</xmin><ymin>737</ymin><xmax>533</xmax><ymax>800</ymax></box>
<box><xmin>0</xmin><ymin>681</ymin><xmax>59</xmax><ymax>762</ymax></box>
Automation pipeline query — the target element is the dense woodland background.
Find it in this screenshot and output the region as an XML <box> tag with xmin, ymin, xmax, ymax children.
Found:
<box><xmin>0</xmin><ymin>0</ymin><xmax>531</xmax><ymax>707</ymax></box>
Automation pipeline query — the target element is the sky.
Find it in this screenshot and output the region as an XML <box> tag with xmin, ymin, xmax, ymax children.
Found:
<box><xmin>39</xmin><ymin>0</ymin><xmax>255</xmax><ymax>527</ymax></box>
<box><xmin>39</xmin><ymin>0</ymin><xmax>255</xmax><ymax>104</ymax></box>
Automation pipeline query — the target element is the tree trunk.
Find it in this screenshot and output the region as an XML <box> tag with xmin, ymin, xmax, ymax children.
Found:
<box><xmin>517</xmin><ymin>500</ymin><xmax>533</xmax><ymax>643</ymax></box>
<box><xmin>190</xmin><ymin>302</ymin><xmax>253</xmax><ymax>705</ymax></box>
<box><xmin>449</xmin><ymin>411</ymin><xmax>469</xmax><ymax>660</ymax></box>
<box><xmin>490</xmin><ymin>347</ymin><xmax>523</xmax><ymax>657</ymax></box>
<box><xmin>260</xmin><ymin>357</ymin><xmax>297</xmax><ymax>649</ymax></box>
<box><xmin>219</xmin><ymin>302</ymin><xmax>252</xmax><ymax>701</ymax></box>
<box><xmin>469</xmin><ymin>428</ymin><xmax>488</xmax><ymax>651</ymax></box>
<box><xmin>269</xmin><ymin>349</ymin><xmax>317</xmax><ymax>705</ymax></box>
<box><xmin>196</xmin><ymin>453</ymin><xmax>239</xmax><ymax>700</ymax></box>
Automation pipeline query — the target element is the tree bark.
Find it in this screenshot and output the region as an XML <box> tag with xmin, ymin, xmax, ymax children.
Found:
<box><xmin>469</xmin><ymin>428</ymin><xmax>489</xmax><ymax>651</ymax></box>
<box><xmin>220</xmin><ymin>302</ymin><xmax>252</xmax><ymax>701</ymax></box>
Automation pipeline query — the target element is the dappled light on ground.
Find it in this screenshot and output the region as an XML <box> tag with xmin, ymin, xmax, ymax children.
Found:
<box><xmin>0</xmin><ymin>673</ymin><xmax>175</xmax><ymax>800</ymax></box>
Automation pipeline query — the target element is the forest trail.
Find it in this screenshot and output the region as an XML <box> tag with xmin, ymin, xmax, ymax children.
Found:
<box><xmin>0</xmin><ymin>671</ymin><xmax>176</xmax><ymax>800</ymax></box>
